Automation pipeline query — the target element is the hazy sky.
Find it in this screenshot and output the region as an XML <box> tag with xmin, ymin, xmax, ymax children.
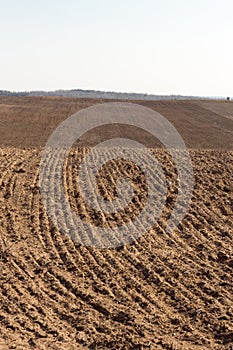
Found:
<box><xmin>0</xmin><ymin>0</ymin><xmax>232</xmax><ymax>96</ymax></box>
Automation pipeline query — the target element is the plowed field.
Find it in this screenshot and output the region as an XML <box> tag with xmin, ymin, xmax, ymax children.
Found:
<box><xmin>0</xmin><ymin>97</ymin><xmax>232</xmax><ymax>349</ymax></box>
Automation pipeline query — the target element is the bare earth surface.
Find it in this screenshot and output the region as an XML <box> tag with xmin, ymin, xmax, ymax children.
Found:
<box><xmin>0</xmin><ymin>97</ymin><xmax>232</xmax><ymax>349</ymax></box>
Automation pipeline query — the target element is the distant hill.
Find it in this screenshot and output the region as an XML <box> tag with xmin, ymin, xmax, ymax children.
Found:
<box><xmin>0</xmin><ymin>89</ymin><xmax>218</xmax><ymax>100</ymax></box>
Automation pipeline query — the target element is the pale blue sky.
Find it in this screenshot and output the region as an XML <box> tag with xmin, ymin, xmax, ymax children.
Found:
<box><xmin>0</xmin><ymin>0</ymin><xmax>232</xmax><ymax>96</ymax></box>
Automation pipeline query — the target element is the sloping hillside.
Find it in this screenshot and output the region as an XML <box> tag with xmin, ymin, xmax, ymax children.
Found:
<box><xmin>0</xmin><ymin>98</ymin><xmax>232</xmax><ymax>349</ymax></box>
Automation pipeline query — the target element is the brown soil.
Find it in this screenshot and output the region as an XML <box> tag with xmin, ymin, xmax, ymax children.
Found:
<box><xmin>0</xmin><ymin>97</ymin><xmax>232</xmax><ymax>149</ymax></box>
<box><xmin>0</xmin><ymin>97</ymin><xmax>232</xmax><ymax>349</ymax></box>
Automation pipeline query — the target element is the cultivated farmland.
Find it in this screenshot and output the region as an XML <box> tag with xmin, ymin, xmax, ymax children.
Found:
<box><xmin>0</xmin><ymin>97</ymin><xmax>232</xmax><ymax>349</ymax></box>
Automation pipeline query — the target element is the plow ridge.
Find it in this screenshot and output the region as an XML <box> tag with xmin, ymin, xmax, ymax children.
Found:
<box><xmin>0</xmin><ymin>147</ymin><xmax>232</xmax><ymax>349</ymax></box>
